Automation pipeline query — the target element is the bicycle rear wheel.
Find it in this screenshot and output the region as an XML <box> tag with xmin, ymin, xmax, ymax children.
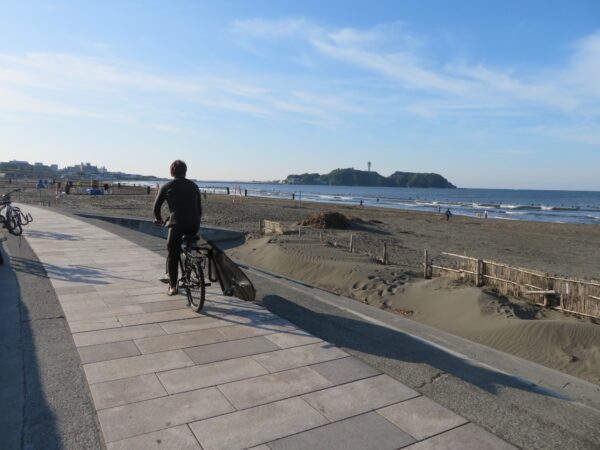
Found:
<box><xmin>184</xmin><ymin>257</ymin><xmax>206</xmax><ymax>312</ymax></box>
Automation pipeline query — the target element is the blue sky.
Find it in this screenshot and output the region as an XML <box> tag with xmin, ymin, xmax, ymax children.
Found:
<box><xmin>1</xmin><ymin>0</ymin><xmax>599</xmax><ymax>189</ymax></box>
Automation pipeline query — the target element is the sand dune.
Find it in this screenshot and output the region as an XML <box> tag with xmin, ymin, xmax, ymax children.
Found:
<box><xmin>231</xmin><ymin>236</ymin><xmax>600</xmax><ymax>384</ymax></box>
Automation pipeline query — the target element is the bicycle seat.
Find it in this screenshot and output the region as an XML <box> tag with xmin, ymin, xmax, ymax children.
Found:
<box><xmin>183</xmin><ymin>234</ymin><xmax>200</xmax><ymax>242</ymax></box>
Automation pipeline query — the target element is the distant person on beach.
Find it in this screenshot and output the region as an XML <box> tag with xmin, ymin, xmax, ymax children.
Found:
<box><xmin>153</xmin><ymin>160</ymin><xmax>202</xmax><ymax>296</ymax></box>
<box><xmin>445</xmin><ymin>208</ymin><xmax>452</xmax><ymax>221</ymax></box>
<box><xmin>36</xmin><ymin>179</ymin><xmax>44</xmax><ymax>189</ymax></box>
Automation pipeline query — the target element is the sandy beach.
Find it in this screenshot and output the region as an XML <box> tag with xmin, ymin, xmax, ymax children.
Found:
<box><xmin>8</xmin><ymin>183</ymin><xmax>600</xmax><ymax>383</ymax></box>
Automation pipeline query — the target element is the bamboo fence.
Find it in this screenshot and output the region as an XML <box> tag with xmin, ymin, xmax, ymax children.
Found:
<box><xmin>425</xmin><ymin>251</ymin><xmax>600</xmax><ymax>319</ymax></box>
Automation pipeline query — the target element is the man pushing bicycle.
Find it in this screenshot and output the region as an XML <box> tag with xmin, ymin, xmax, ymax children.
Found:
<box><xmin>153</xmin><ymin>160</ymin><xmax>202</xmax><ymax>295</ymax></box>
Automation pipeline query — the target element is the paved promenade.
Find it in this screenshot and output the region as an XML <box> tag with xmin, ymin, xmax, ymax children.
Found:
<box><xmin>10</xmin><ymin>206</ymin><xmax>515</xmax><ymax>449</ymax></box>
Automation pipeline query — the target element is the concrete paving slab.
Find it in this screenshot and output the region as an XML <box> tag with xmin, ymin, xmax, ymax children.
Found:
<box><xmin>183</xmin><ymin>335</ymin><xmax>280</xmax><ymax>365</ymax></box>
<box><xmin>60</xmin><ymin>289</ymin><xmax>129</xmax><ymax>302</ymax></box>
<box><xmin>189</xmin><ymin>397</ymin><xmax>328</xmax><ymax>450</ymax></box>
<box><xmin>216</xmin><ymin>319</ymin><xmax>297</xmax><ymax>340</ymax></box>
<box><xmin>118</xmin><ymin>308</ymin><xmax>198</xmax><ymax>326</ymax></box>
<box><xmin>157</xmin><ymin>356</ymin><xmax>268</xmax><ymax>394</ymax></box>
<box><xmin>98</xmin><ymin>386</ymin><xmax>233</xmax><ymax>443</ymax></box>
<box><xmin>268</xmin><ymin>411</ymin><xmax>416</xmax><ymax>450</ymax></box>
<box><xmin>66</xmin><ymin>304</ymin><xmax>145</xmax><ymax>322</ymax></box>
<box><xmin>73</xmin><ymin>323</ymin><xmax>166</xmax><ymax>347</ymax></box>
<box><xmin>378</xmin><ymin>396</ymin><xmax>468</xmax><ymax>441</ymax></box>
<box><xmin>103</xmin><ymin>292</ymin><xmax>175</xmax><ymax>305</ymax></box>
<box><xmin>107</xmin><ymin>425</ymin><xmax>201</xmax><ymax>450</ymax></box>
<box><xmin>90</xmin><ymin>373</ymin><xmax>168</xmax><ymax>410</ymax></box>
<box><xmin>404</xmin><ymin>423</ymin><xmax>517</xmax><ymax>449</ymax></box>
<box><xmin>302</xmin><ymin>375</ymin><xmax>419</xmax><ymax>422</ymax></box>
<box><xmin>69</xmin><ymin>317</ymin><xmax>122</xmax><ymax>333</ymax></box>
<box><xmin>310</xmin><ymin>356</ymin><xmax>381</xmax><ymax>385</ymax></box>
<box><xmin>54</xmin><ymin>285</ymin><xmax>97</xmax><ymax>295</ymax></box>
<box><xmin>158</xmin><ymin>316</ymin><xmax>232</xmax><ymax>334</ymax></box>
<box><xmin>78</xmin><ymin>339</ymin><xmax>141</xmax><ymax>364</ymax></box>
<box><xmin>126</xmin><ymin>286</ymin><xmax>168</xmax><ymax>296</ymax></box>
<box><xmin>252</xmin><ymin>342</ymin><xmax>348</xmax><ymax>373</ymax></box>
<box><xmin>134</xmin><ymin>327</ymin><xmax>226</xmax><ymax>354</ymax></box>
<box><xmin>84</xmin><ymin>349</ymin><xmax>194</xmax><ymax>384</ymax></box>
<box><xmin>219</xmin><ymin>366</ymin><xmax>333</xmax><ymax>410</ymax></box>
<box><xmin>140</xmin><ymin>299</ymin><xmax>189</xmax><ymax>313</ymax></box>
<box><xmin>264</xmin><ymin>330</ymin><xmax>322</xmax><ymax>348</ymax></box>
<box><xmin>60</xmin><ymin>298</ymin><xmax>108</xmax><ymax>311</ymax></box>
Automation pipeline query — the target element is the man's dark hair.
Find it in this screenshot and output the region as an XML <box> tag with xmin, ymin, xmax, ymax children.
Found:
<box><xmin>170</xmin><ymin>160</ymin><xmax>187</xmax><ymax>178</ymax></box>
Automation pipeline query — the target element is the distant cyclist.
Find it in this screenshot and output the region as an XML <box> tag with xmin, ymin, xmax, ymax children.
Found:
<box><xmin>153</xmin><ymin>160</ymin><xmax>202</xmax><ymax>295</ymax></box>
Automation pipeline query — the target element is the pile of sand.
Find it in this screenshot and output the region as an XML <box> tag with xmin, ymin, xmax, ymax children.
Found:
<box><xmin>230</xmin><ymin>236</ymin><xmax>600</xmax><ymax>384</ymax></box>
<box><xmin>298</xmin><ymin>212</ymin><xmax>351</xmax><ymax>229</ymax></box>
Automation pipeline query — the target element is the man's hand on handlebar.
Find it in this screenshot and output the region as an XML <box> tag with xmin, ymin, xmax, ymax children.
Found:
<box><xmin>153</xmin><ymin>219</ymin><xmax>164</xmax><ymax>226</ymax></box>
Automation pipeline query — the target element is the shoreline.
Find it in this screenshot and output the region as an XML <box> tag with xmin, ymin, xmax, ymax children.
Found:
<box><xmin>6</xmin><ymin>179</ymin><xmax>600</xmax><ymax>225</ymax></box>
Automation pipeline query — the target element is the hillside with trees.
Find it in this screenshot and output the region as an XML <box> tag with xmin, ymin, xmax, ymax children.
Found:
<box><xmin>285</xmin><ymin>168</ymin><xmax>456</xmax><ymax>188</ymax></box>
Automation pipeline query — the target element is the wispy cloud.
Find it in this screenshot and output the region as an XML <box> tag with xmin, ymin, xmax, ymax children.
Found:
<box><xmin>0</xmin><ymin>52</ymin><xmax>359</xmax><ymax>127</ymax></box>
<box><xmin>231</xmin><ymin>17</ymin><xmax>600</xmax><ymax>124</ymax></box>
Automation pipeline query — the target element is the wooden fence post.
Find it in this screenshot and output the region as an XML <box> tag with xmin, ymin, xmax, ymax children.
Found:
<box><xmin>319</xmin><ymin>230</ymin><xmax>323</xmax><ymax>242</ymax></box>
<box><xmin>382</xmin><ymin>242</ymin><xmax>388</xmax><ymax>265</ymax></box>
<box><xmin>298</xmin><ymin>226</ymin><xmax>301</xmax><ymax>238</ymax></box>
<box><xmin>259</xmin><ymin>219</ymin><xmax>263</xmax><ymax>235</ymax></box>
<box><xmin>349</xmin><ymin>234</ymin><xmax>354</xmax><ymax>253</ymax></box>
<box><xmin>476</xmin><ymin>259</ymin><xmax>484</xmax><ymax>286</ymax></box>
<box><xmin>423</xmin><ymin>249</ymin><xmax>429</xmax><ymax>278</ymax></box>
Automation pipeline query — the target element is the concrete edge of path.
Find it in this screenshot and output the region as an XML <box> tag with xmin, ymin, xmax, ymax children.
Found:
<box><xmin>1</xmin><ymin>233</ymin><xmax>105</xmax><ymax>450</ymax></box>
<box><xmin>72</xmin><ymin>210</ymin><xmax>245</xmax><ymax>245</ymax></box>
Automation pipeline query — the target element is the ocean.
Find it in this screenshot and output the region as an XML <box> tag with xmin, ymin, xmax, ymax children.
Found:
<box><xmin>124</xmin><ymin>180</ymin><xmax>600</xmax><ymax>225</ymax></box>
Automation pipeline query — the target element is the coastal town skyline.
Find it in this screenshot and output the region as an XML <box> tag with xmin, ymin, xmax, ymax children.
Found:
<box><xmin>1</xmin><ymin>1</ymin><xmax>599</xmax><ymax>190</ymax></box>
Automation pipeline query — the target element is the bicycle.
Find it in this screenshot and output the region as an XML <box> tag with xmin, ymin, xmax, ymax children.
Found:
<box><xmin>158</xmin><ymin>226</ymin><xmax>220</xmax><ymax>312</ymax></box>
<box><xmin>0</xmin><ymin>189</ymin><xmax>32</xmax><ymax>236</ymax></box>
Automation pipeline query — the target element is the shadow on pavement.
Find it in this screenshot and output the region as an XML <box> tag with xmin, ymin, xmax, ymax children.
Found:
<box><xmin>261</xmin><ymin>294</ymin><xmax>568</xmax><ymax>401</ymax></box>
<box><xmin>1</xmin><ymin>237</ymin><xmax>104</xmax><ymax>449</ymax></box>
<box><xmin>9</xmin><ymin>256</ymin><xmax>122</xmax><ymax>285</ymax></box>
<box><xmin>0</xmin><ymin>243</ymin><xmax>62</xmax><ymax>448</ymax></box>
<box><xmin>24</xmin><ymin>230</ymin><xmax>81</xmax><ymax>241</ymax></box>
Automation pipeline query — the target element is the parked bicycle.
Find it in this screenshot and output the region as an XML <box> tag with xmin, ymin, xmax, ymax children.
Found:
<box><xmin>0</xmin><ymin>189</ymin><xmax>33</xmax><ymax>236</ymax></box>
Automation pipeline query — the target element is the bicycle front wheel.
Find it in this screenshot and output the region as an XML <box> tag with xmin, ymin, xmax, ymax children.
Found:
<box><xmin>184</xmin><ymin>258</ymin><xmax>206</xmax><ymax>312</ymax></box>
<box><xmin>6</xmin><ymin>211</ymin><xmax>22</xmax><ymax>236</ymax></box>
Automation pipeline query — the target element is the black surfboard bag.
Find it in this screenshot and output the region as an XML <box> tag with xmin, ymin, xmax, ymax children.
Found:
<box><xmin>204</xmin><ymin>239</ymin><xmax>256</xmax><ymax>302</ymax></box>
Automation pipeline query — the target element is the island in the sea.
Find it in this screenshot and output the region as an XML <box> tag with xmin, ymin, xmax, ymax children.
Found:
<box><xmin>285</xmin><ymin>168</ymin><xmax>456</xmax><ymax>188</ymax></box>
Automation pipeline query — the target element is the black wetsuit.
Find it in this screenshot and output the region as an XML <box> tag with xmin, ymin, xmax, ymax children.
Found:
<box><xmin>153</xmin><ymin>178</ymin><xmax>202</xmax><ymax>287</ymax></box>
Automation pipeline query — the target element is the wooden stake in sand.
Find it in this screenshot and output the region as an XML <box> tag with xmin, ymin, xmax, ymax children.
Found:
<box><xmin>349</xmin><ymin>234</ymin><xmax>354</xmax><ymax>253</ymax></box>
<box><xmin>382</xmin><ymin>242</ymin><xmax>388</xmax><ymax>265</ymax></box>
